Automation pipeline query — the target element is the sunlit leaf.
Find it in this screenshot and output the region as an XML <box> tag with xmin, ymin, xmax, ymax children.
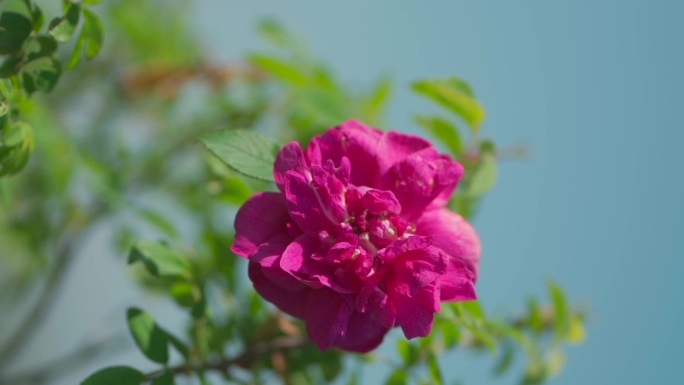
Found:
<box><xmin>427</xmin><ymin>353</ymin><xmax>444</xmax><ymax>385</ymax></box>
<box><xmin>566</xmin><ymin>315</ymin><xmax>586</xmax><ymax>344</ymax></box>
<box><xmin>128</xmin><ymin>240</ymin><xmax>192</xmax><ymax>279</ymax></box>
<box><xmin>415</xmin><ymin>115</ymin><xmax>463</xmax><ymax>157</ymax></box>
<box><xmin>493</xmin><ymin>344</ymin><xmax>515</xmax><ymax>376</ymax></box>
<box><xmin>201</xmin><ymin>129</ymin><xmax>281</xmax><ymax>182</ymax></box>
<box><xmin>385</xmin><ymin>370</ymin><xmax>409</xmax><ymax>385</ymax></box>
<box><xmin>467</xmin><ymin>152</ymin><xmax>497</xmax><ymax>197</ymax></box>
<box><xmin>249</xmin><ymin>54</ymin><xmax>307</xmax><ymax>85</ymax></box>
<box><xmin>83</xmin><ymin>8</ymin><xmax>103</xmax><ymax>58</ymax></box>
<box><xmin>24</xmin><ymin>35</ymin><xmax>57</xmax><ymax>61</ymax></box>
<box><xmin>549</xmin><ymin>281</ymin><xmax>570</xmax><ymax>340</ymax></box>
<box><xmin>127</xmin><ymin>308</ymin><xmax>170</xmax><ymax>364</ymax></box>
<box><xmin>412</xmin><ymin>77</ymin><xmax>485</xmax><ymax>131</ymax></box>
<box><xmin>48</xmin><ymin>4</ymin><xmax>80</xmax><ymax>43</ymax></box>
<box><xmin>21</xmin><ymin>56</ymin><xmax>62</xmax><ymax>93</ymax></box>
<box><xmin>81</xmin><ymin>366</ymin><xmax>144</xmax><ymax>385</ymax></box>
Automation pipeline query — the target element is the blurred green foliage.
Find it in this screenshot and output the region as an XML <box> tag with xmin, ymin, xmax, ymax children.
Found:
<box><xmin>0</xmin><ymin>1</ymin><xmax>586</xmax><ymax>385</ymax></box>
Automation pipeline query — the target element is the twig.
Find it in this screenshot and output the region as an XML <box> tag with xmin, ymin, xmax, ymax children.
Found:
<box><xmin>144</xmin><ymin>335</ymin><xmax>310</xmax><ymax>381</ymax></box>
<box><xmin>0</xmin><ymin>333</ymin><xmax>123</xmax><ymax>385</ymax></box>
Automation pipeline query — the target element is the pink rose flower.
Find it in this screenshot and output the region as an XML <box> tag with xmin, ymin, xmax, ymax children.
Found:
<box><xmin>232</xmin><ymin>121</ymin><xmax>481</xmax><ymax>352</ymax></box>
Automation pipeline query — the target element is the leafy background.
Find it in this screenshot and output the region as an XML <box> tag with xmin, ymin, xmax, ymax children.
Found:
<box><xmin>1</xmin><ymin>0</ymin><xmax>683</xmax><ymax>384</ymax></box>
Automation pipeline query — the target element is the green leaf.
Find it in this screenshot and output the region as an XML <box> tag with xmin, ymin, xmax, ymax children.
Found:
<box><xmin>166</xmin><ymin>331</ymin><xmax>190</xmax><ymax>359</ymax></box>
<box><xmin>364</xmin><ymin>74</ymin><xmax>392</xmax><ymax>119</ymax></box>
<box><xmin>82</xmin><ymin>7</ymin><xmax>103</xmax><ymax>58</ymax></box>
<box><xmin>566</xmin><ymin>315</ymin><xmax>586</xmax><ymax>344</ymax></box>
<box><xmin>545</xmin><ymin>348</ymin><xmax>566</xmax><ymax>378</ymax></box>
<box><xmin>127</xmin><ymin>240</ymin><xmax>192</xmax><ymax>279</ymax></box>
<box><xmin>466</xmin><ymin>152</ymin><xmax>497</xmax><ymax>197</ymax></box>
<box><xmin>258</xmin><ymin>18</ymin><xmax>289</xmax><ymax>47</ymax></box>
<box><xmin>0</xmin><ymin>121</ymin><xmax>34</xmax><ymax>177</ymax></box>
<box><xmin>48</xmin><ymin>4</ymin><xmax>80</xmax><ymax>43</ymax></box>
<box><xmin>2</xmin><ymin>120</ymin><xmax>30</xmax><ymax>147</ymax></box>
<box><xmin>493</xmin><ymin>344</ymin><xmax>515</xmax><ymax>376</ymax></box>
<box><xmin>549</xmin><ymin>282</ymin><xmax>570</xmax><ymax>341</ymax></box>
<box><xmin>201</xmin><ymin>129</ymin><xmax>281</xmax><ymax>182</ymax></box>
<box><xmin>412</xmin><ymin>78</ymin><xmax>485</xmax><ymax>131</ymax></box>
<box><xmin>21</xmin><ymin>56</ymin><xmax>62</xmax><ymax>93</ymax></box>
<box><xmin>0</xmin><ymin>54</ymin><xmax>22</xmax><ymax>78</ymax></box>
<box><xmin>427</xmin><ymin>353</ymin><xmax>444</xmax><ymax>385</ymax></box>
<box><xmin>527</xmin><ymin>297</ymin><xmax>544</xmax><ymax>334</ymax></box>
<box><xmin>24</xmin><ymin>35</ymin><xmax>58</xmax><ymax>61</ymax></box>
<box><xmin>30</xmin><ymin>4</ymin><xmax>44</xmax><ymax>32</ymax></box>
<box><xmin>67</xmin><ymin>27</ymin><xmax>87</xmax><ymax>71</ymax></box>
<box><xmin>385</xmin><ymin>370</ymin><xmax>409</xmax><ymax>385</ymax></box>
<box><xmin>81</xmin><ymin>366</ymin><xmax>144</xmax><ymax>385</ymax></box>
<box><xmin>0</xmin><ymin>102</ymin><xmax>9</xmax><ymax>129</ymax></box>
<box><xmin>0</xmin><ymin>12</ymin><xmax>32</xmax><ymax>54</ymax></box>
<box><xmin>84</xmin><ymin>0</ymin><xmax>106</xmax><ymax>4</ymax></box>
<box><xmin>151</xmin><ymin>371</ymin><xmax>176</xmax><ymax>385</ymax></box>
<box><xmin>171</xmin><ymin>281</ymin><xmax>197</xmax><ymax>308</ymax></box>
<box><xmin>440</xmin><ymin>320</ymin><xmax>461</xmax><ymax>348</ymax></box>
<box><xmin>415</xmin><ymin>115</ymin><xmax>464</xmax><ymax>157</ymax></box>
<box><xmin>397</xmin><ymin>340</ymin><xmax>418</xmax><ymax>366</ymax></box>
<box><xmin>249</xmin><ymin>54</ymin><xmax>308</xmax><ymax>85</ymax></box>
<box><xmin>135</xmin><ymin>208</ymin><xmax>178</xmax><ymax>238</ymax></box>
<box><xmin>126</xmin><ymin>308</ymin><xmax>169</xmax><ymax>364</ymax></box>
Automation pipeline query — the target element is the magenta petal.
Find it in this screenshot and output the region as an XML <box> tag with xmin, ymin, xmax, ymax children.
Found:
<box><xmin>439</xmin><ymin>259</ymin><xmax>477</xmax><ymax>302</ymax></box>
<box><xmin>332</xmin><ymin>310</ymin><xmax>389</xmax><ymax>353</ymax></box>
<box><xmin>252</xmin><ymin>237</ymin><xmax>307</xmax><ymax>291</ymax></box>
<box><xmin>232</xmin><ymin>192</ymin><xmax>293</xmax><ymax>258</ymax></box>
<box><xmin>378</xmin><ymin>236</ymin><xmax>432</xmax><ymax>262</ymax></box>
<box><xmin>415</xmin><ymin>209</ymin><xmax>481</xmax><ymax>280</ymax></box>
<box><xmin>305</xmin><ymin>289</ymin><xmax>352</xmax><ymax>351</ymax></box>
<box><xmin>275</xmin><ymin>142</ymin><xmax>310</xmax><ymax>190</ymax></box>
<box><xmin>283</xmin><ymin>171</ymin><xmax>336</xmax><ymax>235</ymax></box>
<box><xmin>280</xmin><ymin>235</ymin><xmax>326</xmax><ymax>288</ymax></box>
<box><xmin>391</xmin><ymin>283</ymin><xmax>441</xmax><ymax>339</ymax></box>
<box><xmin>381</xmin><ymin>149</ymin><xmax>464</xmax><ymax>219</ymax></box>
<box><xmin>390</xmin><ymin>246</ymin><xmax>448</xmax><ymax>297</ymax></box>
<box><xmin>376</xmin><ymin>131</ymin><xmax>431</xmax><ymax>176</ymax></box>
<box><xmin>307</xmin><ymin>120</ymin><xmax>382</xmax><ymax>186</ymax></box>
<box><xmin>248</xmin><ymin>262</ymin><xmax>309</xmax><ymax>319</ymax></box>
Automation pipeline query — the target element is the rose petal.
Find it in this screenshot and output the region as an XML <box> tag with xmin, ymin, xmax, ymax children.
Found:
<box><xmin>391</xmin><ymin>283</ymin><xmax>441</xmax><ymax>339</ymax></box>
<box><xmin>439</xmin><ymin>259</ymin><xmax>477</xmax><ymax>302</ymax></box>
<box><xmin>415</xmin><ymin>209</ymin><xmax>481</xmax><ymax>280</ymax></box>
<box><xmin>332</xmin><ymin>310</ymin><xmax>389</xmax><ymax>353</ymax></box>
<box><xmin>283</xmin><ymin>171</ymin><xmax>337</xmax><ymax>235</ymax></box>
<box><xmin>232</xmin><ymin>192</ymin><xmax>294</xmax><ymax>258</ymax></box>
<box><xmin>274</xmin><ymin>142</ymin><xmax>310</xmax><ymax>190</ymax></box>
<box><xmin>305</xmin><ymin>288</ymin><xmax>352</xmax><ymax>351</ymax></box>
<box><xmin>381</xmin><ymin>148</ymin><xmax>463</xmax><ymax>219</ymax></box>
<box><xmin>389</xmin><ymin>246</ymin><xmax>448</xmax><ymax>297</ymax></box>
<box><xmin>307</xmin><ymin>120</ymin><xmax>382</xmax><ymax>186</ymax></box>
<box><xmin>248</xmin><ymin>262</ymin><xmax>309</xmax><ymax>319</ymax></box>
<box><xmin>376</xmin><ymin>130</ymin><xmax>431</xmax><ymax>176</ymax></box>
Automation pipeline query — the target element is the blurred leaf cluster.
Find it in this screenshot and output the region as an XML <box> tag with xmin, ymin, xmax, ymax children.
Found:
<box><xmin>0</xmin><ymin>2</ymin><xmax>586</xmax><ymax>385</ymax></box>
<box><xmin>0</xmin><ymin>0</ymin><xmax>105</xmax><ymax>177</ymax></box>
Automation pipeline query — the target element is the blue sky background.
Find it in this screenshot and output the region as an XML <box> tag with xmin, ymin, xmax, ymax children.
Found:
<box><xmin>193</xmin><ymin>0</ymin><xmax>684</xmax><ymax>383</ymax></box>
<box><xmin>8</xmin><ymin>1</ymin><xmax>683</xmax><ymax>384</ymax></box>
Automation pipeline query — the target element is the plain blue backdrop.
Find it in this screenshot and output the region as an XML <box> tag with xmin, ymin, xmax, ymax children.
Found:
<box><xmin>195</xmin><ymin>0</ymin><xmax>684</xmax><ymax>383</ymax></box>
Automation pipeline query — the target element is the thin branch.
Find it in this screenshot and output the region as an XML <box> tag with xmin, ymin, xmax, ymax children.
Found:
<box><xmin>144</xmin><ymin>335</ymin><xmax>311</xmax><ymax>381</ymax></box>
<box><xmin>0</xmin><ymin>333</ymin><xmax>123</xmax><ymax>385</ymax></box>
<box><xmin>0</xmin><ymin>204</ymin><xmax>108</xmax><ymax>368</ymax></box>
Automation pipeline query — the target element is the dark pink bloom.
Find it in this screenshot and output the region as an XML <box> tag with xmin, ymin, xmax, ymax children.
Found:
<box><xmin>232</xmin><ymin>121</ymin><xmax>481</xmax><ymax>352</ymax></box>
